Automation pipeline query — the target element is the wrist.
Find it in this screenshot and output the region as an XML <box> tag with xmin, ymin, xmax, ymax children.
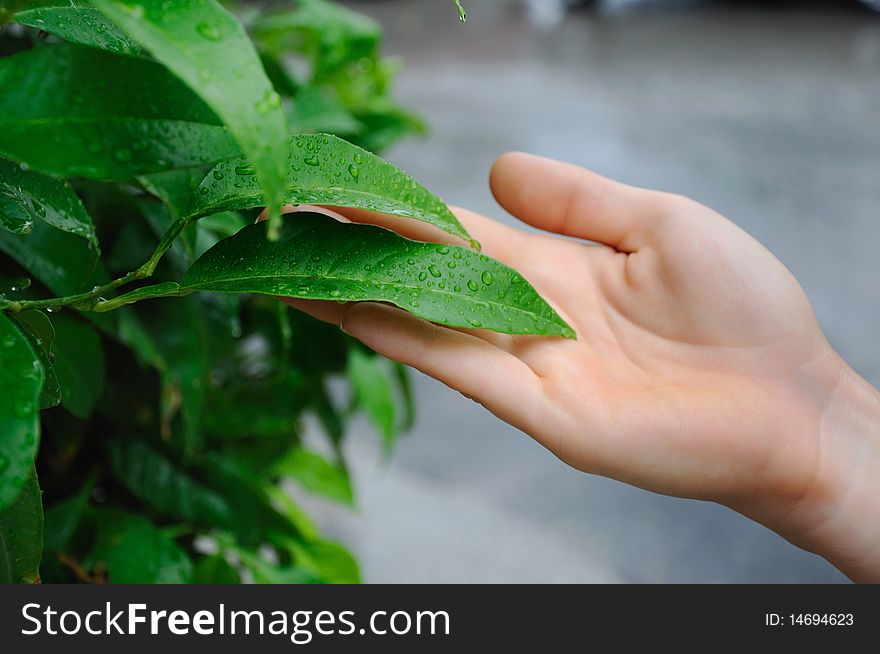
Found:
<box><xmin>754</xmin><ymin>350</ymin><xmax>880</xmax><ymax>581</ymax></box>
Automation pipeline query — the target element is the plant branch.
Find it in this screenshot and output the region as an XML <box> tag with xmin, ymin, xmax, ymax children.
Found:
<box><xmin>0</xmin><ymin>218</ymin><xmax>191</xmax><ymax>314</ymax></box>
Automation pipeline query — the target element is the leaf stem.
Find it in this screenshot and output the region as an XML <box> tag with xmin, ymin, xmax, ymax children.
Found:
<box><xmin>0</xmin><ymin>218</ymin><xmax>191</xmax><ymax>314</ymax></box>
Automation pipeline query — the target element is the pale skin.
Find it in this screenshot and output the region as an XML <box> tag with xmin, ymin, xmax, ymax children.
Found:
<box><xmin>277</xmin><ymin>152</ymin><xmax>880</xmax><ymax>582</ymax></box>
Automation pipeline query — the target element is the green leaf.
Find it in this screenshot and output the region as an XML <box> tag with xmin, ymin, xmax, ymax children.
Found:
<box><xmin>181</xmin><ymin>212</ymin><xmax>575</xmax><ymax>338</ymax></box>
<box><xmin>9</xmin><ymin>311</ymin><xmax>61</xmax><ymax>410</ymax></box>
<box><xmin>189</xmin><ymin>134</ymin><xmax>473</xmax><ymax>246</ymax></box>
<box><xmin>288</xmin><ymin>86</ymin><xmax>362</xmax><ymax>136</ymax></box>
<box><xmin>0</xmin><ymin>158</ymin><xmax>98</xmax><ymax>248</ymax></box>
<box><xmin>11</xmin><ymin>0</ymin><xmax>142</xmax><ymax>55</ymax></box>
<box><xmin>93</xmin><ymin>0</ymin><xmax>289</xmax><ymax>233</ymax></box>
<box><xmin>289</xmin><ymin>538</ymin><xmax>360</xmax><ymax>585</ymax></box>
<box><xmin>84</xmin><ymin>508</ymin><xmax>193</xmax><ymax>583</ymax></box>
<box><xmin>348</xmin><ymin>348</ymin><xmax>397</xmax><ymax>452</ymax></box>
<box><xmin>0</xmin><ymin>44</ymin><xmax>239</xmax><ymax>180</ymax></box>
<box><xmin>192</xmin><ymin>554</ymin><xmax>240</xmax><ymax>584</ymax></box>
<box><xmin>392</xmin><ymin>361</ymin><xmax>416</xmax><ymax>432</ymax></box>
<box><xmin>252</xmin><ymin>0</ymin><xmax>380</xmax><ymax>80</ymax></box>
<box><xmin>0</xmin><ymin>467</ymin><xmax>43</xmax><ymax>584</ymax></box>
<box><xmin>265</xmin><ymin>485</ymin><xmax>318</xmax><ymax>541</ymax></box>
<box><xmin>51</xmin><ymin>313</ymin><xmax>106</xmax><ymax>418</ymax></box>
<box><xmin>273</xmin><ymin>449</ymin><xmax>353</xmax><ymax>506</ymax></box>
<box><xmin>42</xmin><ymin>476</ymin><xmax>95</xmax><ymax>553</ymax></box>
<box><xmin>138</xmin><ymin>168</ymin><xmax>211</xmax><ymax>220</ymax></box>
<box><xmin>234</xmin><ymin>546</ymin><xmax>319</xmax><ymax>585</ymax></box>
<box><xmin>0</xmin><ymin>314</ymin><xmax>43</xmax><ymax>514</ymax></box>
<box><xmin>0</xmin><ymin>219</ymin><xmax>101</xmax><ymax>296</ymax></box>
<box><xmin>203</xmin><ymin>375</ymin><xmax>306</xmax><ymax>440</ymax></box>
<box><xmin>200</xmin><ymin>453</ymin><xmax>306</xmax><ymax>547</ymax></box>
<box><xmin>133</xmin><ymin>297</ymin><xmax>210</xmax><ymax>454</ymax></box>
<box><xmin>107</xmin><ymin>439</ymin><xmax>234</xmax><ymax>527</ymax></box>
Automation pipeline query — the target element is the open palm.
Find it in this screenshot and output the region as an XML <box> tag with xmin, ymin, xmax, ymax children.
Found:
<box><xmin>288</xmin><ymin>153</ymin><xmax>835</xmax><ymax>511</ymax></box>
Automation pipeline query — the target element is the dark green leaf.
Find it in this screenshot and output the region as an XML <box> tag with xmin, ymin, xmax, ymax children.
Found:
<box><xmin>107</xmin><ymin>439</ymin><xmax>234</xmax><ymax>527</ymax></box>
<box><xmin>93</xmin><ymin>0</ymin><xmax>289</xmax><ymax>231</ymax></box>
<box><xmin>0</xmin><ymin>219</ymin><xmax>101</xmax><ymax>296</ymax></box>
<box><xmin>181</xmin><ymin>213</ymin><xmax>575</xmax><ymax>338</ymax></box>
<box><xmin>200</xmin><ymin>453</ymin><xmax>303</xmax><ymax>546</ymax></box>
<box><xmin>192</xmin><ymin>554</ymin><xmax>240</xmax><ymax>584</ymax></box>
<box><xmin>42</xmin><ymin>476</ymin><xmax>95</xmax><ymax>554</ymax></box>
<box><xmin>0</xmin><ymin>44</ymin><xmax>238</xmax><ymax>180</ymax></box>
<box><xmin>51</xmin><ymin>313</ymin><xmax>105</xmax><ymax>418</ymax></box>
<box><xmin>84</xmin><ymin>508</ymin><xmax>192</xmax><ymax>583</ymax></box>
<box><xmin>0</xmin><ymin>314</ymin><xmax>43</xmax><ymax>513</ymax></box>
<box><xmin>348</xmin><ymin>348</ymin><xmax>396</xmax><ymax>452</ymax></box>
<box><xmin>273</xmin><ymin>449</ymin><xmax>353</xmax><ymax>506</ymax></box>
<box><xmin>11</xmin><ymin>0</ymin><xmax>141</xmax><ymax>55</ymax></box>
<box><xmin>138</xmin><ymin>167</ymin><xmax>211</xmax><ymax>220</ymax></box>
<box><xmin>9</xmin><ymin>311</ymin><xmax>60</xmax><ymax>410</ymax></box>
<box><xmin>133</xmin><ymin>297</ymin><xmax>209</xmax><ymax>454</ymax></box>
<box><xmin>203</xmin><ymin>374</ymin><xmax>306</xmax><ymax>440</ymax></box>
<box><xmin>189</xmin><ymin>134</ymin><xmax>473</xmax><ymax>245</ymax></box>
<box><xmin>0</xmin><ymin>467</ymin><xmax>42</xmax><ymax>584</ymax></box>
<box><xmin>0</xmin><ymin>158</ymin><xmax>98</xmax><ymax>249</ymax></box>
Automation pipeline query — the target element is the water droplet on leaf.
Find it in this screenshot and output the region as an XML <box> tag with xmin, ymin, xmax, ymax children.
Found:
<box><xmin>196</xmin><ymin>21</ymin><xmax>221</xmax><ymax>41</ymax></box>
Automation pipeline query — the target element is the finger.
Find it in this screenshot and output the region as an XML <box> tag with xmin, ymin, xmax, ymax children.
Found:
<box><xmin>448</xmin><ymin>206</ymin><xmax>527</xmax><ymax>266</ymax></box>
<box><xmin>324</xmin><ymin>205</ymin><xmax>471</xmax><ymax>248</ymax></box>
<box><xmin>341</xmin><ymin>302</ymin><xmax>545</xmax><ymax>433</ymax></box>
<box><xmin>489</xmin><ymin>152</ymin><xmax>662</xmax><ymax>252</ymax></box>
<box><xmin>280</xmin><ymin>298</ymin><xmax>350</xmax><ymax>325</ymax></box>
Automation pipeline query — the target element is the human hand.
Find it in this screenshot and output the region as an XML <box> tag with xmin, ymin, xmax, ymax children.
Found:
<box><xmin>283</xmin><ymin>153</ymin><xmax>880</xmax><ymax>581</ymax></box>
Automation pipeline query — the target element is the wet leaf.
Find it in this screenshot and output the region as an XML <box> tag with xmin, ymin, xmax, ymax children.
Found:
<box><xmin>189</xmin><ymin>134</ymin><xmax>472</xmax><ymax>245</ymax></box>
<box><xmin>181</xmin><ymin>212</ymin><xmax>575</xmax><ymax>338</ymax></box>
<box><xmin>0</xmin><ymin>44</ymin><xmax>239</xmax><ymax>180</ymax></box>
<box><xmin>93</xmin><ymin>0</ymin><xmax>289</xmax><ymax>232</ymax></box>
<box><xmin>9</xmin><ymin>311</ymin><xmax>60</xmax><ymax>410</ymax></box>
<box><xmin>0</xmin><ymin>315</ymin><xmax>43</xmax><ymax>514</ymax></box>
<box><xmin>0</xmin><ymin>219</ymin><xmax>101</xmax><ymax>296</ymax></box>
<box><xmin>0</xmin><ymin>467</ymin><xmax>43</xmax><ymax>584</ymax></box>
<box><xmin>11</xmin><ymin>0</ymin><xmax>142</xmax><ymax>56</ymax></box>
<box><xmin>0</xmin><ymin>158</ymin><xmax>98</xmax><ymax>249</ymax></box>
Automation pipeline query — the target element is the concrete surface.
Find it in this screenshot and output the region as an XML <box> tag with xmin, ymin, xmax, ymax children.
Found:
<box><xmin>311</xmin><ymin>0</ymin><xmax>879</xmax><ymax>583</ymax></box>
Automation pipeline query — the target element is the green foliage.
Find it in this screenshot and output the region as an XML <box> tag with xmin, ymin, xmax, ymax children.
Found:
<box><xmin>0</xmin><ymin>315</ymin><xmax>43</xmax><ymax>514</ymax></box>
<box><xmin>0</xmin><ymin>468</ymin><xmax>42</xmax><ymax>583</ymax></box>
<box><xmin>0</xmin><ymin>0</ymin><xmax>567</xmax><ymax>585</ymax></box>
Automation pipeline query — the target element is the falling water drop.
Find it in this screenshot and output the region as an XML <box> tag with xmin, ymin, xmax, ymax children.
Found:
<box><xmin>454</xmin><ymin>0</ymin><xmax>467</xmax><ymax>23</ymax></box>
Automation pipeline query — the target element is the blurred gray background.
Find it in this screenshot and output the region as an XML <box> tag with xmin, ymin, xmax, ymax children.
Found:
<box><xmin>305</xmin><ymin>0</ymin><xmax>880</xmax><ymax>583</ymax></box>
